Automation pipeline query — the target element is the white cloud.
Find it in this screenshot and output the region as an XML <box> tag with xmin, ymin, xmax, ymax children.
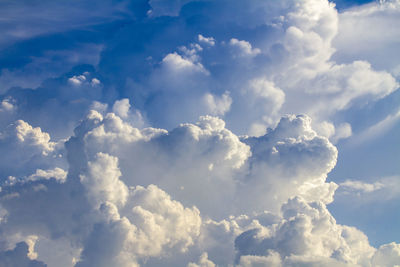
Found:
<box><xmin>112</xmin><ymin>99</ymin><xmax>131</xmax><ymax>119</ymax></box>
<box><xmin>235</xmin><ymin>197</ymin><xmax>376</xmax><ymax>266</ymax></box>
<box><xmin>161</xmin><ymin>53</ymin><xmax>208</xmax><ymax>75</ymax></box>
<box><xmin>1</xmin><ymin>0</ymin><xmax>400</xmax><ymax>266</ymax></box>
<box><xmin>81</xmin><ymin>112</ymin><xmax>250</xmax><ymax>218</ymax></box>
<box><xmin>229</xmin><ymin>38</ymin><xmax>261</xmax><ymax>57</ymax></box>
<box><xmin>187</xmin><ymin>253</ymin><xmax>216</xmax><ymax>267</ymax></box>
<box><xmin>371</xmin><ymin>242</ymin><xmax>400</xmax><ymax>267</ymax></box>
<box><xmin>337</xmin><ymin>176</ymin><xmax>400</xmax><ymax>201</ymax></box>
<box><xmin>239</xmin><ymin>114</ymin><xmax>338</xmax><ymax>212</ymax></box>
<box><xmin>0</xmin><ymin>108</ymin><xmax>399</xmax><ymax>266</ymax></box>
<box><xmin>283</xmin><ymin>60</ymin><xmax>398</xmax><ymax>121</ymax></box>
<box><xmin>68</xmin><ymin>73</ymin><xmax>102</xmax><ymax>88</ymax></box>
<box><xmin>238</xmin><ymin>252</ymin><xmax>282</xmax><ymax>267</ymax></box>
<box><xmin>244</xmin><ymin>78</ymin><xmax>285</xmax><ymax>128</ymax></box>
<box><xmin>76</xmin><ymin>111</ymin><xmax>339</xmax><ymax>228</ymax></box>
<box><xmin>198</xmin><ymin>35</ymin><xmax>215</xmax><ymax>46</ymax></box>
<box><xmin>90</xmin><ymin>78</ymin><xmax>101</xmax><ymax>86</ymax></box>
<box><xmin>68</xmin><ymin>75</ymin><xmax>86</xmax><ymax>86</ymax></box>
<box><xmin>80</xmin><ymin>152</ymin><xmax>129</xmax><ymax>208</ymax></box>
<box><xmin>352</xmin><ymin>108</ymin><xmax>400</xmax><ymax>145</ymax></box>
<box><xmin>202</xmin><ymin>91</ymin><xmax>232</xmax><ymax>116</ymax></box>
<box><xmin>126</xmin><ymin>0</ymin><xmax>398</xmax><ymax>137</ymax></box>
<box><xmin>0</xmin><ymin>120</ymin><xmax>65</xmax><ymax>180</ymax></box>
<box><xmin>76</xmin><ymin>184</ymin><xmax>202</xmax><ymax>266</ymax></box>
<box><xmin>0</xmin><ymin>98</ymin><xmax>15</xmax><ymax>112</ymax></box>
<box><xmin>332</xmin><ymin>122</ymin><xmax>352</xmax><ymax>143</ymax></box>
<box><xmin>333</xmin><ymin>0</ymin><xmax>400</xmax><ymax>72</ymax></box>
<box><xmin>314</xmin><ymin>121</ymin><xmax>352</xmax><ymax>143</ymax></box>
<box><xmin>340</xmin><ymin>180</ymin><xmax>385</xmax><ymax>193</ymax></box>
<box><xmin>13</xmin><ymin>120</ymin><xmax>55</xmax><ymax>154</ymax></box>
<box><xmin>27</xmin><ymin>168</ymin><xmax>67</xmax><ymax>183</ymax></box>
<box><xmin>127</xmin><ymin>185</ymin><xmax>202</xmax><ymax>256</ymax></box>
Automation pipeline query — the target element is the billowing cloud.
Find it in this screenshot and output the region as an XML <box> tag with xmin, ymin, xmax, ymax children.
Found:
<box><xmin>0</xmin><ymin>0</ymin><xmax>399</xmax><ymax>266</ymax></box>
<box><xmin>0</xmin><ymin>108</ymin><xmax>397</xmax><ymax>266</ymax></box>
<box><xmin>371</xmin><ymin>242</ymin><xmax>400</xmax><ymax>267</ymax></box>
<box><xmin>333</xmin><ymin>0</ymin><xmax>400</xmax><ymax>73</ymax></box>
<box><xmin>0</xmin><ymin>241</ymin><xmax>46</xmax><ymax>267</ymax></box>
<box><xmin>234</xmin><ymin>197</ymin><xmax>376</xmax><ymax>266</ymax></box>
<box><xmin>0</xmin><ymin>119</ymin><xmax>65</xmax><ymax>179</ymax></box>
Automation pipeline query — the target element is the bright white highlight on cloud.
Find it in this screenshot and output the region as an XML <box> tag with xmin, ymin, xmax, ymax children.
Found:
<box><xmin>198</xmin><ymin>35</ymin><xmax>215</xmax><ymax>46</ymax></box>
<box><xmin>229</xmin><ymin>38</ymin><xmax>261</xmax><ymax>57</ymax></box>
<box><xmin>334</xmin><ymin>0</ymin><xmax>400</xmax><ymax>73</ymax></box>
<box><xmin>340</xmin><ymin>180</ymin><xmax>385</xmax><ymax>193</ymax></box>
<box><xmin>336</xmin><ymin>176</ymin><xmax>400</xmax><ymax>202</ymax></box>
<box><xmin>28</xmin><ymin>168</ymin><xmax>67</xmax><ymax>183</ymax></box>
<box><xmin>0</xmin><ymin>0</ymin><xmax>399</xmax><ymax>266</ymax></box>
<box><xmin>112</xmin><ymin>99</ymin><xmax>131</xmax><ymax>118</ymax></box>
<box><xmin>0</xmin><ymin>107</ymin><xmax>398</xmax><ymax>266</ymax></box>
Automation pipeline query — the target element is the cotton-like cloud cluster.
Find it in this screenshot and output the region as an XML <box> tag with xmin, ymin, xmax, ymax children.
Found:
<box><xmin>0</xmin><ymin>0</ymin><xmax>399</xmax><ymax>266</ymax></box>
<box><xmin>0</xmin><ymin>107</ymin><xmax>398</xmax><ymax>266</ymax></box>
<box><xmin>2</xmin><ymin>0</ymin><xmax>397</xmax><ymax>140</ymax></box>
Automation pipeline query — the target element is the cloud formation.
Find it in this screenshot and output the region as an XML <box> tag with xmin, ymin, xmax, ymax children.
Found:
<box><xmin>0</xmin><ymin>108</ymin><xmax>398</xmax><ymax>266</ymax></box>
<box><xmin>0</xmin><ymin>0</ymin><xmax>399</xmax><ymax>266</ymax></box>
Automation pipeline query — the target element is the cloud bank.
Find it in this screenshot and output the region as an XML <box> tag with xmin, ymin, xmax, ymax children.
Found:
<box><xmin>0</xmin><ymin>0</ymin><xmax>399</xmax><ymax>266</ymax></box>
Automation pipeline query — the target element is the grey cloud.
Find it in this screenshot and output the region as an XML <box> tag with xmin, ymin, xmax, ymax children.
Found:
<box><xmin>0</xmin><ymin>242</ymin><xmax>46</xmax><ymax>267</ymax></box>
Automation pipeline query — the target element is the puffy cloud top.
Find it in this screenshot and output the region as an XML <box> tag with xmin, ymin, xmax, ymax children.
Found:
<box><xmin>0</xmin><ymin>0</ymin><xmax>399</xmax><ymax>266</ymax></box>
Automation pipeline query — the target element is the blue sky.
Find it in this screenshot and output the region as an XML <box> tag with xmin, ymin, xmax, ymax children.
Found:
<box><xmin>0</xmin><ymin>0</ymin><xmax>399</xmax><ymax>266</ymax></box>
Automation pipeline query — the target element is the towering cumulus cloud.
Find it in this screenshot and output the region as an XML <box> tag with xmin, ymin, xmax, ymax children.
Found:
<box><xmin>0</xmin><ymin>0</ymin><xmax>399</xmax><ymax>266</ymax></box>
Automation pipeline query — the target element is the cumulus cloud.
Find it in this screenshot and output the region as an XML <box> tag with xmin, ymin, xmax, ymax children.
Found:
<box><xmin>0</xmin><ymin>241</ymin><xmax>46</xmax><ymax>267</ymax></box>
<box><xmin>2</xmin><ymin>167</ymin><xmax>68</xmax><ymax>186</ymax></box>
<box><xmin>197</xmin><ymin>35</ymin><xmax>215</xmax><ymax>46</ymax></box>
<box><xmin>109</xmin><ymin>0</ymin><xmax>398</xmax><ymax>138</ymax></box>
<box><xmin>0</xmin><ymin>112</ymin><xmax>204</xmax><ymax>266</ymax></box>
<box><xmin>202</xmin><ymin>91</ymin><xmax>232</xmax><ymax>116</ymax></box>
<box><xmin>2</xmin><ymin>0</ymin><xmax>397</xmax><ymax>139</ymax></box>
<box><xmin>161</xmin><ymin>53</ymin><xmax>208</xmax><ymax>75</ymax></box>
<box><xmin>0</xmin><ymin>108</ymin><xmax>399</xmax><ymax>266</ymax></box>
<box><xmin>80</xmin><ymin>152</ymin><xmax>129</xmax><ymax>208</ymax></box>
<box><xmin>76</xmin><ymin>185</ymin><xmax>201</xmax><ymax>267</ymax></box>
<box><xmin>371</xmin><ymin>242</ymin><xmax>400</xmax><ymax>267</ymax></box>
<box><xmin>68</xmin><ymin>75</ymin><xmax>86</xmax><ymax>86</ymax></box>
<box><xmin>187</xmin><ymin>253</ymin><xmax>215</xmax><ymax>267</ymax></box>
<box><xmin>333</xmin><ymin>0</ymin><xmax>400</xmax><ymax>72</ymax></box>
<box><xmin>229</xmin><ymin>38</ymin><xmax>261</xmax><ymax>57</ymax></box>
<box><xmin>0</xmin><ymin>120</ymin><xmax>65</xmax><ymax>179</ymax></box>
<box><xmin>112</xmin><ymin>99</ymin><xmax>131</xmax><ymax>118</ymax></box>
<box><xmin>76</xmin><ymin>110</ymin><xmax>339</xmax><ymax>218</ymax></box>
<box><xmin>68</xmin><ymin>73</ymin><xmax>102</xmax><ymax>88</ymax></box>
<box><xmin>0</xmin><ymin>98</ymin><xmax>15</xmax><ymax>113</ymax></box>
<box><xmin>239</xmin><ymin>114</ymin><xmax>338</xmax><ymax>212</ymax></box>
<box><xmin>0</xmin><ymin>0</ymin><xmax>399</xmax><ymax>266</ymax></box>
<box><xmin>234</xmin><ymin>197</ymin><xmax>376</xmax><ymax>266</ymax></box>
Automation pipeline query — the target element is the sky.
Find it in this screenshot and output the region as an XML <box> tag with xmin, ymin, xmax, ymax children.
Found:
<box><xmin>0</xmin><ymin>0</ymin><xmax>399</xmax><ymax>266</ymax></box>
